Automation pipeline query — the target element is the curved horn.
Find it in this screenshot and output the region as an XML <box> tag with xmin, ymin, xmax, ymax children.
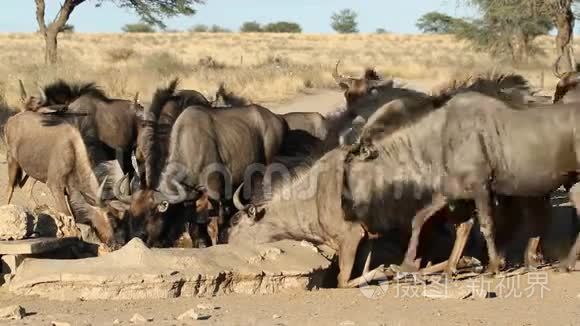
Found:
<box><xmin>233</xmin><ymin>183</ymin><xmax>245</xmax><ymax>211</ymax></box>
<box><xmin>18</xmin><ymin>80</ymin><xmax>27</xmax><ymax>102</ymax></box>
<box><xmin>37</xmin><ymin>86</ymin><xmax>47</xmax><ymax>104</ymax></box>
<box><xmin>113</xmin><ymin>173</ymin><xmax>132</xmax><ymax>204</ymax></box>
<box><xmin>333</xmin><ymin>60</ymin><xmax>354</xmax><ymax>88</ymax></box>
<box><xmin>96</xmin><ymin>176</ymin><xmax>108</xmax><ymax>208</ymax></box>
<box><xmin>553</xmin><ymin>53</ymin><xmax>565</xmax><ymax>79</ymax></box>
<box><xmin>133</xmin><ymin>92</ymin><xmax>140</xmax><ymax>104</ymax></box>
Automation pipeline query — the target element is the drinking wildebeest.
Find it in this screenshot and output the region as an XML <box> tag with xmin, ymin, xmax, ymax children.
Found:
<box><xmin>113</xmin><ymin>80</ymin><xmax>289</xmax><ymax>247</ymax></box>
<box><xmin>19</xmin><ymin>80</ymin><xmax>143</xmax><ymax>178</ymax></box>
<box><xmin>228</xmin><ymin>148</ymin><xmax>372</xmax><ymax>287</ymax></box>
<box><xmin>3</xmin><ymin>111</ymin><xmax>124</xmax><ymax>248</ymax></box>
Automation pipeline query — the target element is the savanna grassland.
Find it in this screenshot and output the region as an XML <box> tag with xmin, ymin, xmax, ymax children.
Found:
<box><xmin>0</xmin><ymin>32</ymin><xmax>570</xmax><ymax>111</ymax></box>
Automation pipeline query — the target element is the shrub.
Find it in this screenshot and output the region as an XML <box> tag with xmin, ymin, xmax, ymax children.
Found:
<box><xmin>240</xmin><ymin>21</ymin><xmax>262</xmax><ymax>32</ymax></box>
<box><xmin>143</xmin><ymin>52</ymin><xmax>190</xmax><ymax>76</ymax></box>
<box><xmin>107</xmin><ymin>47</ymin><xmax>136</xmax><ymax>63</ymax></box>
<box><xmin>122</xmin><ymin>23</ymin><xmax>155</xmax><ymax>33</ymax></box>
<box><xmin>263</xmin><ymin>22</ymin><xmax>302</xmax><ymax>33</ymax></box>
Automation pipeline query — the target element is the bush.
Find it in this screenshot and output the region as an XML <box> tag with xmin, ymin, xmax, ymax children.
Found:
<box><xmin>375</xmin><ymin>28</ymin><xmax>388</xmax><ymax>34</ymax></box>
<box><xmin>240</xmin><ymin>21</ymin><xmax>262</xmax><ymax>33</ymax></box>
<box><xmin>143</xmin><ymin>52</ymin><xmax>190</xmax><ymax>76</ymax></box>
<box><xmin>190</xmin><ymin>24</ymin><xmax>208</xmax><ymax>32</ymax></box>
<box><xmin>209</xmin><ymin>25</ymin><xmax>231</xmax><ymax>33</ymax></box>
<box><xmin>107</xmin><ymin>47</ymin><xmax>136</xmax><ymax>63</ymax></box>
<box><xmin>122</xmin><ymin>23</ymin><xmax>155</xmax><ymax>33</ymax></box>
<box><xmin>263</xmin><ymin>22</ymin><xmax>302</xmax><ymax>33</ymax></box>
<box><xmin>196</xmin><ymin>56</ymin><xmax>227</xmax><ymax>69</ymax></box>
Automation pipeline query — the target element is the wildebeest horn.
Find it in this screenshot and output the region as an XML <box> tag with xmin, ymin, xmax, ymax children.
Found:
<box><xmin>113</xmin><ymin>173</ymin><xmax>132</xmax><ymax>204</ymax></box>
<box><xmin>333</xmin><ymin>60</ymin><xmax>355</xmax><ymax>88</ymax></box>
<box><xmin>553</xmin><ymin>53</ymin><xmax>565</xmax><ymax>79</ymax></box>
<box><xmin>37</xmin><ymin>86</ymin><xmax>47</xmax><ymax>104</ymax></box>
<box><xmin>18</xmin><ymin>80</ymin><xmax>27</xmax><ymax>102</ymax></box>
<box><xmin>133</xmin><ymin>92</ymin><xmax>140</xmax><ymax>104</ymax></box>
<box><xmin>233</xmin><ymin>183</ymin><xmax>245</xmax><ymax>210</ymax></box>
<box><xmin>96</xmin><ymin>176</ymin><xmax>108</xmax><ymax>208</ymax></box>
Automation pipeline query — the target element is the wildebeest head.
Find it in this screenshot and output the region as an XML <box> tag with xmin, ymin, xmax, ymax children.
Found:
<box><xmin>553</xmin><ymin>54</ymin><xmax>580</xmax><ymax>104</ymax></box>
<box><xmin>332</xmin><ymin>60</ymin><xmax>395</xmax><ymax>107</ymax></box>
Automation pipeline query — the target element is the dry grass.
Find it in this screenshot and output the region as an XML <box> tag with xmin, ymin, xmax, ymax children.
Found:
<box><xmin>0</xmin><ymin>32</ymin><xmax>568</xmax><ymax>110</ymax></box>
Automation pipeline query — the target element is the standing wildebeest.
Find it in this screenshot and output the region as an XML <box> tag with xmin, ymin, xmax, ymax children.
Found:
<box><xmin>214</xmin><ymin>82</ymin><xmax>330</xmax><ymax>144</ymax></box>
<box><xmin>4</xmin><ymin>111</ymin><xmax>123</xmax><ymax>247</ymax></box>
<box><xmin>439</xmin><ymin>92</ymin><xmax>580</xmax><ymax>273</ymax></box>
<box><xmin>114</xmin><ymin>80</ymin><xmax>288</xmax><ymax>247</ymax></box>
<box><xmin>19</xmin><ymin>80</ymin><xmax>143</xmax><ymax>177</ymax></box>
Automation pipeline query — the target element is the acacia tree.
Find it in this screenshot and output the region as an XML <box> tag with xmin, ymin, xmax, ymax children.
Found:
<box><xmin>34</xmin><ymin>0</ymin><xmax>203</xmax><ymax>65</ymax></box>
<box><xmin>462</xmin><ymin>0</ymin><xmax>577</xmax><ymax>72</ymax></box>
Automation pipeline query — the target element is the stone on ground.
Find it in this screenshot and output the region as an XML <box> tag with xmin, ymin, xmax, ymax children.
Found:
<box><xmin>0</xmin><ymin>205</ymin><xmax>31</xmax><ymax>240</ymax></box>
<box><xmin>0</xmin><ymin>304</ymin><xmax>25</xmax><ymax>320</ymax></box>
<box><xmin>9</xmin><ymin>238</ymin><xmax>333</xmax><ymax>300</ymax></box>
<box><xmin>177</xmin><ymin>308</ymin><xmax>210</xmax><ymax>321</ymax></box>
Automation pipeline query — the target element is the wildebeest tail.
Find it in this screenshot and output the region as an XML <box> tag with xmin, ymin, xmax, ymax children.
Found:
<box><xmin>142</xmin><ymin>78</ymin><xmax>179</xmax><ymax>189</ymax></box>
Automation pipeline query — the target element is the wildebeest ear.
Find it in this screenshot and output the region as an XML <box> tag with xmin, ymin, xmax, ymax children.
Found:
<box><xmin>158</xmin><ymin>201</ymin><xmax>169</xmax><ymax>213</ymax></box>
<box><xmin>338</xmin><ymin>82</ymin><xmax>350</xmax><ymax>91</ymax></box>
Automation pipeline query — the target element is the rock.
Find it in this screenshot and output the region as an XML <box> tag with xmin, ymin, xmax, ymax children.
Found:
<box><xmin>129</xmin><ymin>313</ymin><xmax>151</xmax><ymax>323</ymax></box>
<box><xmin>113</xmin><ymin>319</ymin><xmax>121</xmax><ymax>325</ymax></box>
<box><xmin>10</xmin><ymin>239</ymin><xmax>332</xmax><ymax>301</ymax></box>
<box><xmin>340</xmin><ymin>321</ymin><xmax>356</xmax><ymax>326</ymax></box>
<box><xmin>51</xmin><ymin>322</ymin><xmax>71</xmax><ymax>326</ymax></box>
<box><xmin>272</xmin><ymin>314</ymin><xmax>281</xmax><ymax>319</ymax></box>
<box><xmin>196</xmin><ymin>303</ymin><xmax>216</xmax><ymax>310</ymax></box>
<box><xmin>0</xmin><ymin>205</ymin><xmax>31</xmax><ymax>240</ymax></box>
<box><xmin>0</xmin><ymin>305</ymin><xmax>25</xmax><ymax>320</ymax></box>
<box><xmin>177</xmin><ymin>309</ymin><xmax>210</xmax><ymax>321</ymax></box>
<box><xmin>32</xmin><ymin>205</ymin><xmax>80</xmax><ymax>238</ymax></box>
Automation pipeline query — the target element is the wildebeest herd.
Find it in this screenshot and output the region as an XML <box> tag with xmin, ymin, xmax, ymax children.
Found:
<box><xmin>5</xmin><ymin>57</ymin><xmax>580</xmax><ymax>288</ymax></box>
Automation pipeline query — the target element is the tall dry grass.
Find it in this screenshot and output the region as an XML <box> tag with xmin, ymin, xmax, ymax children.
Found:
<box><xmin>0</xmin><ymin>32</ymin><xmax>568</xmax><ymax>110</ymax></box>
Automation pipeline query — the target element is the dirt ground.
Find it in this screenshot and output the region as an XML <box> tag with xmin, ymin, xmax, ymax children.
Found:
<box><xmin>1</xmin><ymin>85</ymin><xmax>580</xmax><ymax>326</ymax></box>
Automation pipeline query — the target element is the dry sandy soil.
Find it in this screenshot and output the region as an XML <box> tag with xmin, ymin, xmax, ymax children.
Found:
<box><xmin>0</xmin><ymin>86</ymin><xmax>579</xmax><ymax>326</ymax></box>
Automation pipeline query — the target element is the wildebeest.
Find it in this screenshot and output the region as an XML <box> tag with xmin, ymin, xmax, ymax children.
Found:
<box><xmin>227</xmin><ymin>148</ymin><xmax>370</xmax><ymax>287</ymax></box>
<box><xmin>439</xmin><ymin>92</ymin><xmax>580</xmax><ymax>273</ymax></box>
<box><xmin>214</xmin><ymin>83</ymin><xmax>330</xmax><ymax>144</ymax></box>
<box><xmin>19</xmin><ymin>80</ymin><xmax>143</xmax><ymax>178</ymax></box>
<box><xmin>4</xmin><ymin>111</ymin><xmax>123</xmax><ymax>248</ymax></box>
<box><xmin>114</xmin><ymin>80</ymin><xmax>288</xmax><ymax>247</ymax></box>
<box><xmin>552</xmin><ymin>54</ymin><xmax>580</xmax><ymax>104</ymax></box>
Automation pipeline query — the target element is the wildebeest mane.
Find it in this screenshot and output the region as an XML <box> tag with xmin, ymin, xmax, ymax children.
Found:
<box><xmin>142</xmin><ymin>78</ymin><xmax>179</xmax><ymax>189</ymax></box>
<box><xmin>42</xmin><ymin>79</ymin><xmax>111</xmax><ymax>105</ymax></box>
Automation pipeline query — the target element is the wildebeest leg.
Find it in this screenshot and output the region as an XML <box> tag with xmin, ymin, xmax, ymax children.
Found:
<box><xmin>444</xmin><ymin>218</ymin><xmax>475</xmax><ymax>276</ymax></box>
<box><xmin>207</xmin><ymin>216</ymin><xmax>219</xmax><ymax>246</ymax></box>
<box><xmin>523</xmin><ymin>197</ymin><xmax>549</xmax><ymax>270</ymax></box>
<box><xmin>561</xmin><ymin>183</ymin><xmax>580</xmax><ymax>271</ymax></box>
<box><xmin>337</xmin><ymin>224</ymin><xmax>365</xmax><ymax>288</ymax></box>
<box><xmin>399</xmin><ymin>194</ymin><xmax>448</xmax><ymax>272</ymax></box>
<box><xmin>5</xmin><ymin>154</ymin><xmax>22</xmax><ymax>205</ymax></box>
<box><xmin>28</xmin><ymin>179</ymin><xmax>39</xmax><ymax>205</ymax></box>
<box><xmin>474</xmin><ymin>189</ymin><xmax>502</xmax><ymax>275</ymax></box>
<box><xmin>47</xmin><ymin>182</ymin><xmax>70</xmax><ymax>216</ymax></box>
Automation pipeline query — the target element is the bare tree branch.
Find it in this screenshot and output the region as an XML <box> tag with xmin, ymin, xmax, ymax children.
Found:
<box><xmin>47</xmin><ymin>0</ymin><xmax>86</xmax><ymax>32</ymax></box>
<box><xmin>35</xmin><ymin>0</ymin><xmax>47</xmax><ymax>35</ymax></box>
